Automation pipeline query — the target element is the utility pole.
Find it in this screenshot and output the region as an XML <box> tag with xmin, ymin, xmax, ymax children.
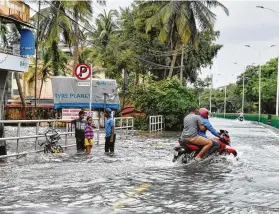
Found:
<box><xmin>242</xmin><ymin>74</ymin><xmax>245</xmax><ymax>113</ymax></box>
<box><xmin>209</xmin><ymin>74</ymin><xmax>213</xmax><ymax>112</ymax></box>
<box><xmin>224</xmin><ymin>85</ymin><xmax>227</xmax><ymax>118</ymax></box>
<box><xmin>34</xmin><ymin>1</ymin><xmax>41</xmax><ymax>108</ymax></box>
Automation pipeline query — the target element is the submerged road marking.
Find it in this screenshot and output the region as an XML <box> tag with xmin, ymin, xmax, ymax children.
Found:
<box><xmin>113</xmin><ymin>183</ymin><xmax>151</xmax><ymax>209</ymax></box>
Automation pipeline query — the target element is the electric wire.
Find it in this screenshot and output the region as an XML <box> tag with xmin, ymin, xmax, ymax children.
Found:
<box><xmin>29</xmin><ymin>1</ymin><xmax>185</xmax><ymax>70</ymax></box>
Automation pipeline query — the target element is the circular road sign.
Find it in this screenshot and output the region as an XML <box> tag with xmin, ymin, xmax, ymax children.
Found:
<box><xmin>74</xmin><ymin>63</ymin><xmax>91</xmax><ymax>80</ymax></box>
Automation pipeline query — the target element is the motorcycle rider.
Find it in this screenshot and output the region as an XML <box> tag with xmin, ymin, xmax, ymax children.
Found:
<box><xmin>198</xmin><ymin>108</ymin><xmax>220</xmax><ymax>156</ymax></box>
<box><xmin>180</xmin><ymin>106</ymin><xmax>213</xmax><ymax>161</ymax></box>
<box><xmin>238</xmin><ymin>112</ymin><xmax>244</xmax><ymax>121</ymax></box>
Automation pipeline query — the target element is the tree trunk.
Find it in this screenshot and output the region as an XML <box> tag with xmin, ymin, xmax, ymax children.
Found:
<box><xmin>135</xmin><ymin>72</ymin><xmax>139</xmax><ymax>85</ymax></box>
<box><xmin>168</xmin><ymin>43</ymin><xmax>179</xmax><ymax>78</ymax></box>
<box><xmin>180</xmin><ymin>47</ymin><xmax>184</xmax><ymax>84</ymax></box>
<box><xmin>38</xmin><ymin>75</ymin><xmax>45</xmax><ymax>105</ymax></box>
<box><xmin>72</xmin><ymin>9</ymin><xmax>79</xmax><ymax>76</ymax></box>
<box><xmin>15</xmin><ymin>73</ymin><xmax>25</xmax><ymax>107</ymax></box>
<box><xmin>15</xmin><ymin>72</ymin><xmax>26</xmax><ymax>119</ymax></box>
<box><xmin>52</xmin><ymin>41</ymin><xmax>59</xmax><ymax>76</ymax></box>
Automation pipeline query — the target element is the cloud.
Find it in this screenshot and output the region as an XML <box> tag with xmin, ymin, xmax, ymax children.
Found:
<box><xmin>201</xmin><ymin>1</ymin><xmax>279</xmax><ymax>88</ymax></box>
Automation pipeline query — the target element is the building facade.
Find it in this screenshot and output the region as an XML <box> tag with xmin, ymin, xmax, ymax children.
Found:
<box><xmin>0</xmin><ymin>0</ymin><xmax>30</xmax><ymax>23</ymax></box>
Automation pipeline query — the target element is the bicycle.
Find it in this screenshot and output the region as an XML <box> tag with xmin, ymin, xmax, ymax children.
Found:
<box><xmin>38</xmin><ymin>128</ymin><xmax>64</xmax><ymax>154</ymax></box>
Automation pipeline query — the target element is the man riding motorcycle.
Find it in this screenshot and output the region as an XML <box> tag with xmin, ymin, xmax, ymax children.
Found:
<box><xmin>238</xmin><ymin>112</ymin><xmax>244</xmax><ymax>121</ymax></box>
<box><xmin>180</xmin><ymin>106</ymin><xmax>213</xmax><ymax>161</ymax></box>
<box><xmin>198</xmin><ymin>108</ymin><xmax>220</xmax><ymax>156</ymax></box>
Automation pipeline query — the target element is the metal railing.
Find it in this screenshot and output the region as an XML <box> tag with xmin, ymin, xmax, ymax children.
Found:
<box><xmin>0</xmin><ymin>118</ymin><xmax>100</xmax><ymax>159</ymax></box>
<box><xmin>149</xmin><ymin>115</ymin><xmax>164</xmax><ymax>133</ymax></box>
<box><xmin>113</xmin><ymin>117</ymin><xmax>134</xmax><ymax>139</ymax></box>
<box><xmin>0</xmin><ymin>46</ymin><xmax>27</xmax><ymax>58</ymax></box>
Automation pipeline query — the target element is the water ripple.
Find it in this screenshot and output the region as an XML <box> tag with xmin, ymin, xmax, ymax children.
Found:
<box><xmin>0</xmin><ymin>119</ymin><xmax>279</xmax><ymax>213</ymax></box>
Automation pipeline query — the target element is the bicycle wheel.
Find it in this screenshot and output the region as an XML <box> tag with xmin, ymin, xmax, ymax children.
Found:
<box><xmin>56</xmin><ymin>145</ymin><xmax>63</xmax><ymax>153</ymax></box>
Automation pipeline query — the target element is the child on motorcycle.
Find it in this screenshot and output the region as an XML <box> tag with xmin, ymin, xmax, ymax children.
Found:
<box><xmin>198</xmin><ymin>108</ymin><xmax>220</xmax><ymax>156</ymax></box>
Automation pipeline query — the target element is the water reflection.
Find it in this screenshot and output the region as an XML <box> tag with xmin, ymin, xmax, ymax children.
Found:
<box><xmin>0</xmin><ymin>118</ymin><xmax>279</xmax><ymax>213</ymax></box>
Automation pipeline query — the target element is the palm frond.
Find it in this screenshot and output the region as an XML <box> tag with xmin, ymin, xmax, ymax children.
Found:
<box><xmin>203</xmin><ymin>1</ymin><xmax>229</xmax><ymax>16</ymax></box>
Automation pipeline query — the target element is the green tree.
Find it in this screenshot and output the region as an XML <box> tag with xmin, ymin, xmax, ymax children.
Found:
<box><xmin>64</xmin><ymin>0</ymin><xmax>93</xmax><ymax>74</ymax></box>
<box><xmin>95</xmin><ymin>9</ymin><xmax>119</xmax><ymax>46</ymax></box>
<box><xmin>235</xmin><ymin>58</ymin><xmax>278</xmax><ymax>114</ymax></box>
<box><xmin>25</xmin><ymin>47</ymin><xmax>69</xmax><ymax>104</ymax></box>
<box><xmin>32</xmin><ymin>1</ymin><xmax>72</xmax><ymax>76</ymax></box>
<box><xmin>129</xmin><ymin>77</ymin><xmax>197</xmax><ymax>130</ymax></box>
<box><xmin>145</xmin><ymin>0</ymin><xmax>229</xmax><ymax>77</ymax></box>
<box><xmin>86</xmin><ymin>3</ymin><xmax>226</xmax><ymax>85</ymax></box>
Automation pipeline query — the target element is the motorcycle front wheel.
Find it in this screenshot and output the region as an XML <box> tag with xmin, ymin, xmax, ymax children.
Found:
<box><xmin>181</xmin><ymin>154</ymin><xmax>190</xmax><ymax>164</ymax></box>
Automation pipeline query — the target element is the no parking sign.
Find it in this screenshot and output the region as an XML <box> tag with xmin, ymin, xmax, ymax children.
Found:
<box><xmin>74</xmin><ymin>63</ymin><xmax>91</xmax><ymax>80</ymax></box>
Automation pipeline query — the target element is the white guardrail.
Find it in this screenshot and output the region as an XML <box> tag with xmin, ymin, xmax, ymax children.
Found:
<box><xmin>0</xmin><ymin>119</ymin><xmax>100</xmax><ymax>159</ymax></box>
<box><xmin>0</xmin><ymin>117</ymin><xmax>135</xmax><ymax>159</ymax></box>
<box><xmin>113</xmin><ymin>117</ymin><xmax>134</xmax><ymax>139</ymax></box>
<box><xmin>149</xmin><ymin>115</ymin><xmax>164</xmax><ymax>133</ymax></box>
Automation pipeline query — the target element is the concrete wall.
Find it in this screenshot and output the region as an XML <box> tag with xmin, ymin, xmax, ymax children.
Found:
<box><xmin>0</xmin><ymin>0</ymin><xmax>30</xmax><ymax>23</ymax></box>
<box><xmin>211</xmin><ymin>113</ymin><xmax>276</xmax><ymax>128</ymax></box>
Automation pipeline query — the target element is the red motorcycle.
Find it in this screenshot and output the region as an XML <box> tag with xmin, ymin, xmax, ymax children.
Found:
<box><xmin>173</xmin><ymin>130</ymin><xmax>237</xmax><ymax>163</ymax></box>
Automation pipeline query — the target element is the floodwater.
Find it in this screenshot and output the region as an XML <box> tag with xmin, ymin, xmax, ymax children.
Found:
<box><xmin>0</xmin><ymin>118</ymin><xmax>279</xmax><ymax>214</ymax></box>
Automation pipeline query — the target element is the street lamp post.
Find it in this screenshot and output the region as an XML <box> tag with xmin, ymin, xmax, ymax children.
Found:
<box><xmin>216</xmin><ymin>84</ymin><xmax>227</xmax><ymax>117</ymax></box>
<box><xmin>245</xmin><ymin>45</ymin><xmax>275</xmax><ymax>122</ymax></box>
<box><xmin>224</xmin><ymin>85</ymin><xmax>227</xmax><ymax>118</ymax></box>
<box><xmin>233</xmin><ymin>62</ymin><xmax>255</xmax><ymax>113</ymax></box>
<box><xmin>209</xmin><ymin>74</ymin><xmax>213</xmax><ymax>112</ymax></box>
<box><xmin>256</xmin><ymin>5</ymin><xmax>279</xmax><ymax>116</ymax></box>
<box><xmin>242</xmin><ymin>74</ymin><xmax>245</xmax><ymax>112</ymax></box>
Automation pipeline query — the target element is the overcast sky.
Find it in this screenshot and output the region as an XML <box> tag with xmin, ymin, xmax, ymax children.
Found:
<box><xmin>30</xmin><ymin>1</ymin><xmax>279</xmax><ymax>88</ymax></box>
<box><xmin>102</xmin><ymin>0</ymin><xmax>279</xmax><ymax>88</ymax></box>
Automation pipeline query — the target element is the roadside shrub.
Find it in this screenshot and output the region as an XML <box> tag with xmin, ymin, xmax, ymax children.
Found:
<box><xmin>129</xmin><ymin>77</ymin><xmax>198</xmax><ymax>130</ymax></box>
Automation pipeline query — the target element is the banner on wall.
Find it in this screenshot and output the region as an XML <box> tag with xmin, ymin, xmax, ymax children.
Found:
<box><xmin>20</xmin><ymin>29</ymin><xmax>35</xmax><ymax>55</ymax></box>
<box><xmin>51</xmin><ymin>77</ymin><xmax>120</xmax><ymax>109</ymax></box>
<box><xmin>62</xmin><ymin>109</ymin><xmax>89</xmax><ymax>120</ymax></box>
<box><xmin>0</xmin><ymin>53</ymin><xmax>29</xmax><ymax>72</ymax></box>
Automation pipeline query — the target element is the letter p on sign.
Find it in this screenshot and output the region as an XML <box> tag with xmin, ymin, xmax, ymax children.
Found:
<box><xmin>74</xmin><ymin>63</ymin><xmax>91</xmax><ymax>80</ymax></box>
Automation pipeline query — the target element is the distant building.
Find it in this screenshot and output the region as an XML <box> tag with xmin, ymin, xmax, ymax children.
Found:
<box><xmin>0</xmin><ymin>0</ymin><xmax>32</xmax><ymax>107</ymax></box>
<box><xmin>0</xmin><ymin>0</ymin><xmax>30</xmax><ymax>23</ymax></box>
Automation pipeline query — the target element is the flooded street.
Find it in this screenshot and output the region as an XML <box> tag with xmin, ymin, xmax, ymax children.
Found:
<box><xmin>0</xmin><ymin>118</ymin><xmax>279</xmax><ymax>213</ymax></box>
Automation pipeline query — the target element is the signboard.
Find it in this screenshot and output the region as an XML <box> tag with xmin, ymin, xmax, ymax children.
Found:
<box><xmin>20</xmin><ymin>29</ymin><xmax>35</xmax><ymax>55</ymax></box>
<box><xmin>77</xmin><ymin>82</ymin><xmax>90</xmax><ymax>87</ymax></box>
<box><xmin>62</xmin><ymin>109</ymin><xmax>89</xmax><ymax>120</ymax></box>
<box><xmin>51</xmin><ymin>77</ymin><xmax>120</xmax><ymax>109</ymax></box>
<box><xmin>74</xmin><ymin>63</ymin><xmax>91</xmax><ymax>80</ymax></box>
<box><xmin>0</xmin><ymin>53</ymin><xmax>29</xmax><ymax>72</ymax></box>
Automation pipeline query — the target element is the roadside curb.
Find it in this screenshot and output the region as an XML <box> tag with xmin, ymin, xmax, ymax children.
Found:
<box><xmin>251</xmin><ymin>121</ymin><xmax>279</xmax><ymax>135</ymax></box>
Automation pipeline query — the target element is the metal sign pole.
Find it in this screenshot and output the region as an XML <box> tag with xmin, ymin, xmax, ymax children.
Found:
<box><xmin>89</xmin><ymin>64</ymin><xmax>93</xmax><ymax>116</ymax></box>
<box><xmin>104</xmin><ymin>93</ymin><xmax>106</xmax><ymax>126</ymax></box>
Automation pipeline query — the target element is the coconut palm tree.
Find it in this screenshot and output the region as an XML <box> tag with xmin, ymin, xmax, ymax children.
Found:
<box><xmin>32</xmin><ymin>1</ymin><xmax>72</xmax><ymax>76</ymax></box>
<box><xmin>76</xmin><ymin>9</ymin><xmax>119</xmax><ymax>68</ymax></box>
<box><xmin>95</xmin><ymin>9</ymin><xmax>119</xmax><ymax>46</ymax></box>
<box><xmin>25</xmin><ymin>46</ymin><xmax>70</xmax><ymax>104</ymax></box>
<box><xmin>64</xmin><ymin>1</ymin><xmax>93</xmax><ymax>75</ymax></box>
<box><xmin>145</xmin><ymin>0</ymin><xmax>229</xmax><ymax>77</ymax></box>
